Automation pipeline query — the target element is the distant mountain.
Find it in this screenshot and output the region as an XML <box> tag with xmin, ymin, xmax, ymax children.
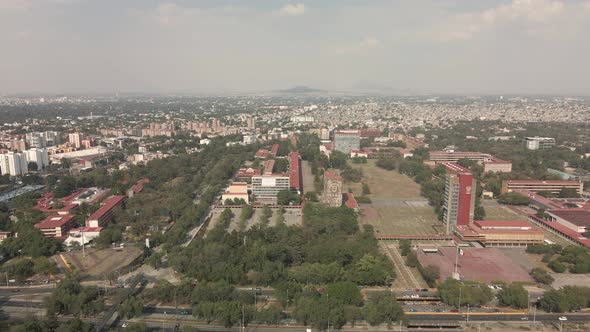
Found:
<box><xmin>278</xmin><ymin>86</ymin><xmax>324</xmax><ymax>94</ymax></box>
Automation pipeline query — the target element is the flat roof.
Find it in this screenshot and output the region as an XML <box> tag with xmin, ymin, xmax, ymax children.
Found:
<box><xmin>548</xmin><ymin>209</ymin><xmax>590</xmax><ymax>227</ymax></box>
<box><xmin>442</xmin><ymin>162</ymin><xmax>471</xmax><ymax>174</ymax></box>
<box><xmin>289</xmin><ymin>151</ymin><xmax>300</xmax><ymax>191</ymax></box>
<box><xmin>506</xmin><ymin>180</ymin><xmax>580</xmax><ymax>185</ymax></box>
<box><xmin>474</xmin><ymin>220</ymin><xmax>531</xmax><ymax>228</ymax></box>
<box><xmin>35</xmin><ymin>214</ymin><xmax>75</xmax><ymax>229</ymax></box>
<box><xmin>88</xmin><ymin>195</ymin><xmax>125</xmax><ymax>221</ymax></box>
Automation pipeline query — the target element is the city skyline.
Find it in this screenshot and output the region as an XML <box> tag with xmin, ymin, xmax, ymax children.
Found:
<box><xmin>1</xmin><ymin>0</ymin><xmax>590</xmax><ymax>95</ymax></box>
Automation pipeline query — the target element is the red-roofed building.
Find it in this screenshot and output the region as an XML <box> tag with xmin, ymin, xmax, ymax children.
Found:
<box><xmin>270</xmin><ymin>144</ymin><xmax>279</xmax><ymax>157</ymax></box>
<box><xmin>263</xmin><ymin>159</ymin><xmax>275</xmax><ymax>175</ymax></box>
<box><xmin>502</xmin><ymin>180</ymin><xmax>583</xmax><ymax>195</ymax></box>
<box><xmin>546</xmin><ymin>209</ymin><xmax>590</xmax><ymax>233</ymax></box>
<box><xmin>35</xmin><ymin>214</ymin><xmax>76</xmax><ymax>238</ymax></box>
<box><xmin>236</xmin><ymin>168</ymin><xmax>262</xmax><ymax>178</ymax></box>
<box><xmin>442</xmin><ymin>163</ymin><xmax>476</xmax><ymax>233</ymax></box>
<box><xmin>343</xmin><ymin>193</ymin><xmax>359</xmax><ymax>211</ymax></box>
<box><xmin>289</xmin><ymin>151</ymin><xmax>301</xmax><ymax>194</ymax></box>
<box><xmin>128</xmin><ymin>178</ymin><xmax>150</xmax><ymax>198</ymax></box>
<box><xmin>86</xmin><ymin>195</ymin><xmax>126</xmax><ymax>228</ymax></box>
<box><xmin>454</xmin><ymin>220</ymin><xmax>544</xmax><ymax>247</ymax></box>
<box><xmin>255</xmin><ymin>149</ymin><xmax>270</xmax><ymax>159</ymax></box>
<box><xmin>529</xmin><ymin>214</ymin><xmax>590</xmax><ymax>249</ymax></box>
<box><xmin>514</xmin><ymin>190</ymin><xmax>566</xmax><ymax>211</ymax></box>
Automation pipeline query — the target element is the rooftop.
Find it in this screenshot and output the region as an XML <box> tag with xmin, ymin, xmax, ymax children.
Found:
<box><xmin>442</xmin><ymin>162</ymin><xmax>471</xmax><ymax>174</ymax></box>
<box><xmin>474</xmin><ymin>220</ymin><xmax>531</xmax><ymax>229</ymax></box>
<box><xmin>506</xmin><ymin>180</ymin><xmax>581</xmax><ymax>185</ymax></box>
<box><xmin>548</xmin><ymin>209</ymin><xmax>590</xmax><ymax>227</ymax></box>
<box><xmin>35</xmin><ymin>214</ymin><xmax>75</xmax><ymax>229</ymax></box>
<box><xmin>88</xmin><ymin>195</ymin><xmax>125</xmax><ymax>221</ymax></box>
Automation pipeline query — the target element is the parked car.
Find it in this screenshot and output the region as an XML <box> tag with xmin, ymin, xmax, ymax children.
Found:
<box><xmin>558</xmin><ymin>316</ymin><xmax>568</xmax><ymax>321</ymax></box>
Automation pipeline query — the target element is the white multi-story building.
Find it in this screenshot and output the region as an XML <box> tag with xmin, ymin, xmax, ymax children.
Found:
<box><xmin>68</xmin><ymin>133</ymin><xmax>82</xmax><ymax>148</ymax></box>
<box><xmin>251</xmin><ymin>175</ymin><xmax>290</xmax><ymax>204</ymax></box>
<box><xmin>0</xmin><ymin>152</ymin><xmax>28</xmax><ymax>176</ymax></box>
<box><xmin>25</xmin><ymin>133</ymin><xmax>47</xmax><ymax>148</ymax></box>
<box><xmin>24</xmin><ymin>148</ymin><xmax>50</xmax><ymax>171</ymax></box>
<box><xmin>524</xmin><ymin>137</ymin><xmax>555</xmax><ymax>150</ymax></box>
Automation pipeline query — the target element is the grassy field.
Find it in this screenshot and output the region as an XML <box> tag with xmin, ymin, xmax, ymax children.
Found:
<box><xmin>347</xmin><ymin>160</ymin><xmax>441</xmax><ymax>236</ymax></box>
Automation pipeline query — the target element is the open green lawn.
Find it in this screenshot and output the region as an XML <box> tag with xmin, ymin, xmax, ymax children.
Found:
<box><xmin>346</xmin><ymin>160</ymin><xmax>441</xmax><ymax>236</ymax></box>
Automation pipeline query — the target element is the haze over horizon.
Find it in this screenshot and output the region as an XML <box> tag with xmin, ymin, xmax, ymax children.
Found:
<box><xmin>2</xmin><ymin>0</ymin><xmax>590</xmax><ymax>95</ymax></box>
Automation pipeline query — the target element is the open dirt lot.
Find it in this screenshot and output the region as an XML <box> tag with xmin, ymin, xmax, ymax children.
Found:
<box><xmin>301</xmin><ymin>160</ymin><xmax>316</xmax><ymax>194</ymax></box>
<box><xmin>207</xmin><ymin>206</ymin><xmax>302</xmax><ymax>234</ymax></box>
<box><xmin>347</xmin><ymin>160</ymin><xmax>441</xmax><ymax>236</ymax></box>
<box><xmin>57</xmin><ymin>246</ymin><xmax>143</xmax><ymax>277</ymax></box>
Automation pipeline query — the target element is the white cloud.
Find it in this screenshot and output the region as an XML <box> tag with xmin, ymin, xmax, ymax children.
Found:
<box><xmin>279</xmin><ymin>3</ymin><xmax>305</xmax><ymax>16</ymax></box>
<box><xmin>435</xmin><ymin>0</ymin><xmax>566</xmax><ymax>41</ymax></box>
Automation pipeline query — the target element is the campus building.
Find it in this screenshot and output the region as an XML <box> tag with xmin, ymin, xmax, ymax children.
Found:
<box><xmin>501</xmin><ymin>180</ymin><xmax>583</xmax><ymax>195</ymax></box>
<box><xmin>222</xmin><ymin>182</ymin><xmax>250</xmax><ymax>204</ymax></box>
<box><xmin>251</xmin><ymin>175</ymin><xmax>290</xmax><ymax>204</ymax></box>
<box><xmin>429</xmin><ymin>151</ymin><xmax>512</xmax><ymax>173</ymax></box>
<box><xmin>524</xmin><ymin>137</ymin><xmax>555</xmax><ymax>150</ymax></box>
<box><xmin>333</xmin><ymin>130</ymin><xmax>360</xmax><ymax>154</ymax></box>
<box><xmin>442</xmin><ymin>163</ymin><xmax>476</xmax><ymax>234</ymax></box>
<box><xmin>86</xmin><ymin>195</ymin><xmax>126</xmax><ymax>228</ymax></box>
<box><xmin>546</xmin><ymin>209</ymin><xmax>590</xmax><ymax>234</ymax></box>
<box><xmin>34</xmin><ymin>214</ymin><xmax>76</xmax><ymax>238</ymax></box>
<box><xmin>289</xmin><ymin>151</ymin><xmax>301</xmax><ymax>194</ymax></box>
<box><xmin>454</xmin><ymin>220</ymin><xmax>544</xmax><ymax>247</ymax></box>
<box><xmin>322</xmin><ymin>171</ymin><xmax>343</xmax><ymax>207</ymax></box>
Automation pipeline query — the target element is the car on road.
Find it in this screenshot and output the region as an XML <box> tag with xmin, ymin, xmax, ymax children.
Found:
<box><xmin>121</xmin><ymin>323</ymin><xmax>128</xmax><ymax>328</ymax></box>
<box><xmin>521</xmin><ymin>317</ymin><xmax>528</xmax><ymax>320</ymax></box>
<box><xmin>11</xmin><ymin>289</ymin><xmax>20</xmax><ymax>293</ymax></box>
<box><xmin>180</xmin><ymin>310</ymin><xmax>189</xmax><ymax>315</ymax></box>
<box><xmin>558</xmin><ymin>316</ymin><xmax>567</xmax><ymax>321</ymax></box>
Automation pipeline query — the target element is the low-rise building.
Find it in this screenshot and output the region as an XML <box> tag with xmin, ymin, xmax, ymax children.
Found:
<box><xmin>222</xmin><ymin>182</ymin><xmax>250</xmax><ymax>204</ymax></box>
<box><xmin>546</xmin><ymin>209</ymin><xmax>590</xmax><ymax>234</ymax></box>
<box><xmin>501</xmin><ymin>180</ymin><xmax>583</xmax><ymax>195</ymax></box>
<box><xmin>454</xmin><ymin>220</ymin><xmax>544</xmax><ymax>247</ymax></box>
<box><xmin>86</xmin><ymin>195</ymin><xmax>126</xmax><ymax>228</ymax></box>
<box><xmin>524</xmin><ymin>137</ymin><xmax>555</xmax><ymax>150</ymax></box>
<box><xmin>34</xmin><ymin>214</ymin><xmax>76</xmax><ymax>238</ymax></box>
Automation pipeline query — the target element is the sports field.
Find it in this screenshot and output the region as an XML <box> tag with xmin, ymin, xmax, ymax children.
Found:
<box><xmin>348</xmin><ymin>160</ymin><xmax>441</xmax><ymax>236</ymax></box>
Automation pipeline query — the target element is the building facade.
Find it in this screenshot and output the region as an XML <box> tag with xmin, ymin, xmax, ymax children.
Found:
<box><xmin>333</xmin><ymin>130</ymin><xmax>360</xmax><ymax>154</ymax></box>
<box><xmin>524</xmin><ymin>137</ymin><xmax>555</xmax><ymax>150</ymax></box>
<box><xmin>442</xmin><ymin>163</ymin><xmax>476</xmax><ymax>234</ymax></box>
<box><xmin>501</xmin><ymin>180</ymin><xmax>583</xmax><ymax>195</ymax></box>
<box><xmin>251</xmin><ymin>175</ymin><xmax>290</xmax><ymax>204</ymax></box>
<box><xmin>24</xmin><ymin>148</ymin><xmax>50</xmax><ymax>171</ymax></box>
<box><xmin>0</xmin><ymin>152</ymin><xmax>28</xmax><ymax>176</ymax></box>
<box><xmin>322</xmin><ymin>171</ymin><xmax>343</xmax><ymax>207</ymax></box>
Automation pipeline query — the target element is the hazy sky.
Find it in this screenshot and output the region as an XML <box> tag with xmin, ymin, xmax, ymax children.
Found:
<box><xmin>1</xmin><ymin>0</ymin><xmax>589</xmax><ymax>95</ymax></box>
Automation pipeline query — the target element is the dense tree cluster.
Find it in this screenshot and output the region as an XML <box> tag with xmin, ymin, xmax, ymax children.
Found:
<box><xmin>169</xmin><ymin>204</ymin><xmax>393</xmax><ymax>286</ymax></box>
<box><xmin>527</xmin><ymin>245</ymin><xmax>590</xmax><ymax>274</ymax></box>
<box><xmin>437</xmin><ymin>279</ymin><xmax>493</xmax><ymax>307</ymax></box>
<box><xmin>538</xmin><ymin>286</ymin><xmax>590</xmax><ymax>313</ymax></box>
<box><xmin>497</xmin><ymin>284</ymin><xmax>528</xmax><ymax>309</ymax></box>
<box><xmin>45</xmin><ymin>274</ymin><xmax>104</xmax><ymax>317</ymax></box>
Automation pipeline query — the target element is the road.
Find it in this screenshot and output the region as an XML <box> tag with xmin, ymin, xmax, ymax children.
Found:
<box><xmin>379</xmin><ymin>242</ymin><xmax>422</xmax><ymax>289</ymax></box>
